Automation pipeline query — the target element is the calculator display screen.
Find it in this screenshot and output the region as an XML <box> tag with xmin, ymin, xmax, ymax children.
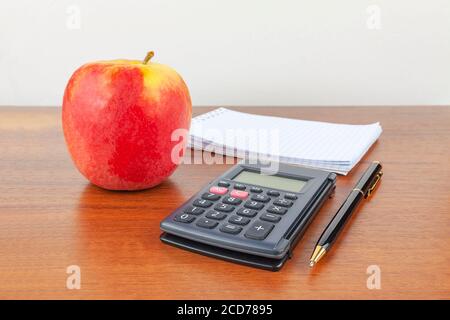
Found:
<box><xmin>232</xmin><ymin>170</ymin><xmax>307</xmax><ymax>192</ymax></box>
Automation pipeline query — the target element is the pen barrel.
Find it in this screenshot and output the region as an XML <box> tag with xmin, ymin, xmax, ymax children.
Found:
<box><xmin>312</xmin><ymin>161</ymin><xmax>383</xmax><ymax>264</ymax></box>
<box><xmin>317</xmin><ymin>190</ymin><xmax>364</xmax><ymax>247</ymax></box>
<box><xmin>317</xmin><ymin>161</ymin><xmax>382</xmax><ymax>248</ymax></box>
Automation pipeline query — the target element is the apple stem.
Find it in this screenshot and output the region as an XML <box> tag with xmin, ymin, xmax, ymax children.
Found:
<box><xmin>143</xmin><ymin>51</ymin><xmax>154</xmax><ymax>64</ymax></box>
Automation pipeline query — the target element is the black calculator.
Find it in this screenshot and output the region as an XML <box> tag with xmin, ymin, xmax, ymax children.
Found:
<box><xmin>160</xmin><ymin>161</ymin><xmax>336</xmax><ymax>271</ymax></box>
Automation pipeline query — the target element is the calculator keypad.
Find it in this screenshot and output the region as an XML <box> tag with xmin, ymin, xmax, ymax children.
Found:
<box><xmin>260</xmin><ymin>212</ymin><xmax>281</xmax><ymax>223</ymax></box>
<box><xmin>284</xmin><ymin>193</ymin><xmax>298</xmax><ymax>200</ymax></box>
<box><xmin>217</xmin><ymin>181</ymin><xmax>230</xmax><ymax>187</ymax></box>
<box><xmin>205</xmin><ymin>210</ymin><xmax>227</xmax><ymax>220</ymax></box>
<box><xmin>214</xmin><ymin>203</ymin><xmax>235</xmax><ymax>212</ymax></box>
<box><xmin>233</xmin><ymin>183</ymin><xmax>246</xmax><ymax>190</ymax></box>
<box><xmin>193</xmin><ymin>199</ymin><xmax>213</xmax><ymax>208</ymax></box>
<box><xmin>196</xmin><ymin>218</ymin><xmax>219</xmax><ymax>229</ymax></box>
<box><xmin>228</xmin><ymin>215</ymin><xmax>250</xmax><ymax>226</ymax></box>
<box><xmin>174</xmin><ymin>213</ymin><xmax>195</xmax><ymax>223</ymax></box>
<box><xmin>201</xmin><ymin>192</ymin><xmax>221</xmax><ymax>201</ymax></box>
<box><xmin>250</xmin><ymin>187</ymin><xmax>263</xmax><ymax>193</ymax></box>
<box><xmin>209</xmin><ymin>186</ymin><xmax>228</xmax><ymax>195</ymax></box>
<box><xmin>222</xmin><ymin>196</ymin><xmax>242</xmax><ymax>205</ymax></box>
<box><xmin>183</xmin><ymin>206</ymin><xmax>205</xmax><ymax>215</ymax></box>
<box><xmin>272</xmin><ymin>198</ymin><xmax>293</xmax><ymax>207</ymax></box>
<box><xmin>245</xmin><ymin>221</ymin><xmax>275</xmax><ymax>240</ymax></box>
<box><xmin>237</xmin><ymin>207</ymin><xmax>258</xmax><ymax>217</ymax></box>
<box><xmin>173</xmin><ymin>182</ymin><xmax>300</xmax><ymax>240</ymax></box>
<box><xmin>266</xmin><ymin>205</ymin><xmax>288</xmax><ymax>215</ymax></box>
<box><xmin>267</xmin><ymin>190</ymin><xmax>280</xmax><ymax>197</ymax></box>
<box><xmin>230</xmin><ymin>190</ymin><xmax>248</xmax><ymax>199</ymax></box>
<box><xmin>250</xmin><ymin>194</ymin><xmax>270</xmax><ymax>203</ymax></box>
<box><xmin>244</xmin><ymin>201</ymin><xmax>265</xmax><ymax>210</ymax></box>
<box><xmin>220</xmin><ymin>224</ymin><xmax>242</xmax><ymax>234</ymax></box>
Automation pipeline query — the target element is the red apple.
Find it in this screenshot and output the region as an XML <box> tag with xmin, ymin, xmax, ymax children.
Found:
<box><xmin>62</xmin><ymin>52</ymin><xmax>192</xmax><ymax>190</ymax></box>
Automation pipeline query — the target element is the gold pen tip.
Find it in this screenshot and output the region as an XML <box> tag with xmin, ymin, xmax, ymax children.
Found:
<box><xmin>309</xmin><ymin>245</ymin><xmax>327</xmax><ymax>266</ymax></box>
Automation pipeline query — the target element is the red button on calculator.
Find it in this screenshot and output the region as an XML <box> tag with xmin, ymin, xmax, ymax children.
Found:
<box><xmin>209</xmin><ymin>186</ymin><xmax>228</xmax><ymax>195</ymax></box>
<box><xmin>230</xmin><ymin>190</ymin><xmax>249</xmax><ymax>199</ymax></box>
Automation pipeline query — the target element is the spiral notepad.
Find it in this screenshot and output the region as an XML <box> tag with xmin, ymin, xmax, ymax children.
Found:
<box><xmin>188</xmin><ymin>108</ymin><xmax>382</xmax><ymax>175</ymax></box>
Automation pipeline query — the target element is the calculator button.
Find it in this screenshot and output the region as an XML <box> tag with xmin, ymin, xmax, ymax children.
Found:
<box><xmin>230</xmin><ymin>189</ymin><xmax>249</xmax><ymax>199</ymax></box>
<box><xmin>244</xmin><ymin>200</ymin><xmax>265</xmax><ymax>210</ymax></box>
<box><xmin>214</xmin><ymin>203</ymin><xmax>235</xmax><ymax>212</ymax></box>
<box><xmin>267</xmin><ymin>190</ymin><xmax>280</xmax><ymax>197</ymax></box>
<box><xmin>237</xmin><ymin>207</ymin><xmax>258</xmax><ymax>217</ymax></box>
<box><xmin>260</xmin><ymin>213</ymin><xmax>281</xmax><ymax>223</ymax></box>
<box><xmin>222</xmin><ymin>196</ymin><xmax>242</xmax><ymax>205</ymax></box>
<box><xmin>201</xmin><ymin>192</ymin><xmax>221</xmax><ymax>201</ymax></box>
<box><xmin>218</xmin><ymin>180</ymin><xmax>230</xmax><ymax>187</ymax></box>
<box><xmin>228</xmin><ymin>215</ymin><xmax>250</xmax><ymax>226</ymax></box>
<box><xmin>174</xmin><ymin>213</ymin><xmax>195</xmax><ymax>223</ymax></box>
<box><xmin>267</xmin><ymin>205</ymin><xmax>288</xmax><ymax>215</ymax></box>
<box><xmin>220</xmin><ymin>224</ymin><xmax>242</xmax><ymax>235</ymax></box>
<box><xmin>250</xmin><ymin>194</ymin><xmax>270</xmax><ymax>203</ymax></box>
<box><xmin>193</xmin><ymin>199</ymin><xmax>214</xmax><ymax>208</ymax></box>
<box><xmin>205</xmin><ymin>210</ymin><xmax>227</xmax><ymax>220</ymax></box>
<box><xmin>209</xmin><ymin>186</ymin><xmax>228</xmax><ymax>195</ymax></box>
<box><xmin>196</xmin><ymin>218</ymin><xmax>218</xmax><ymax>229</ymax></box>
<box><xmin>245</xmin><ymin>221</ymin><xmax>275</xmax><ymax>240</ymax></box>
<box><xmin>284</xmin><ymin>193</ymin><xmax>298</xmax><ymax>200</ymax></box>
<box><xmin>250</xmin><ymin>187</ymin><xmax>263</xmax><ymax>193</ymax></box>
<box><xmin>183</xmin><ymin>206</ymin><xmax>205</xmax><ymax>215</ymax></box>
<box><xmin>234</xmin><ymin>183</ymin><xmax>246</xmax><ymax>190</ymax></box>
<box><xmin>273</xmin><ymin>198</ymin><xmax>293</xmax><ymax>207</ymax></box>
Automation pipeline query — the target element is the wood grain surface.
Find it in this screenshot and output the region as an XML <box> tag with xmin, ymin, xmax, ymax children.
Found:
<box><xmin>0</xmin><ymin>106</ymin><xmax>449</xmax><ymax>299</ymax></box>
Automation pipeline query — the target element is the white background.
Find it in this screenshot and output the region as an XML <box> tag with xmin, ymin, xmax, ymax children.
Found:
<box><xmin>1</xmin><ymin>0</ymin><xmax>449</xmax><ymax>107</ymax></box>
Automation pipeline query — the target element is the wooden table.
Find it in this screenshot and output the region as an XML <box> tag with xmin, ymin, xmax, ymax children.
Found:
<box><xmin>0</xmin><ymin>106</ymin><xmax>449</xmax><ymax>300</ymax></box>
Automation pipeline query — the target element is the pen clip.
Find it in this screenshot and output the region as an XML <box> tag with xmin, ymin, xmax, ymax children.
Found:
<box><xmin>366</xmin><ymin>171</ymin><xmax>383</xmax><ymax>198</ymax></box>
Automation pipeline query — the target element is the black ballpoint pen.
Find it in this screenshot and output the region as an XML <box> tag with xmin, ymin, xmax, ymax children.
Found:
<box><xmin>309</xmin><ymin>161</ymin><xmax>383</xmax><ymax>267</ymax></box>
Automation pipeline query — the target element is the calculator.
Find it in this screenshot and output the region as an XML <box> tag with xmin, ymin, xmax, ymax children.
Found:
<box><xmin>160</xmin><ymin>161</ymin><xmax>336</xmax><ymax>271</ymax></box>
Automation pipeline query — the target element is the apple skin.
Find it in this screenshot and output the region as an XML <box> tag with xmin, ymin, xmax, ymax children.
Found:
<box><xmin>62</xmin><ymin>55</ymin><xmax>192</xmax><ymax>190</ymax></box>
